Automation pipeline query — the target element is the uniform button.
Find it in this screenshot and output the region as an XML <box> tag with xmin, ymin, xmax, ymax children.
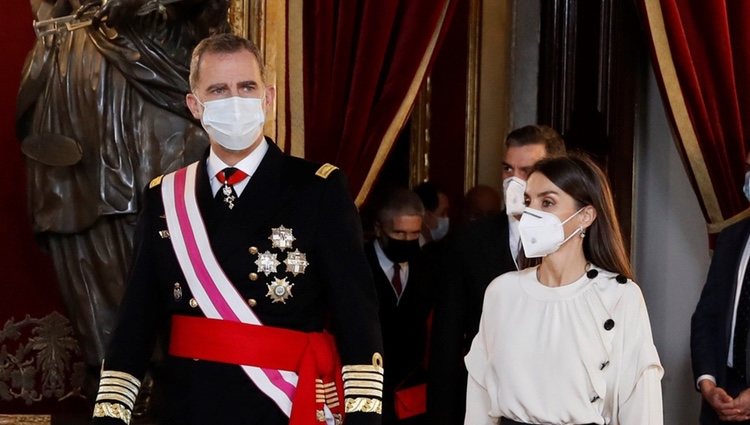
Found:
<box><xmin>586</xmin><ymin>269</ymin><xmax>599</xmax><ymax>279</ymax></box>
<box><xmin>248</xmin><ymin>246</ymin><xmax>259</xmax><ymax>255</ymax></box>
<box><xmin>615</xmin><ymin>274</ymin><xmax>627</xmax><ymax>284</ymax></box>
<box><xmin>603</xmin><ymin>319</ymin><xmax>615</xmax><ymax>331</ymax></box>
<box><xmin>249</xmin><ymin>272</ymin><xmax>259</xmax><ymax>281</ymax></box>
<box><xmin>189</xmin><ymin>298</ymin><xmax>198</xmax><ymax>308</ymax></box>
<box><xmin>247</xmin><ymin>298</ymin><xmax>257</xmax><ymax>307</ymax></box>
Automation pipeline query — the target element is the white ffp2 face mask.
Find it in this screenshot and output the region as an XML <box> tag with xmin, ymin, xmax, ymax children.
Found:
<box><xmin>430</xmin><ymin>216</ymin><xmax>450</xmax><ymax>241</ymax></box>
<box><xmin>198</xmin><ymin>96</ymin><xmax>265</xmax><ymax>151</ymax></box>
<box><xmin>503</xmin><ymin>176</ymin><xmax>527</xmax><ymax>216</ymax></box>
<box><xmin>518</xmin><ymin>207</ymin><xmax>584</xmax><ymax>258</ymax></box>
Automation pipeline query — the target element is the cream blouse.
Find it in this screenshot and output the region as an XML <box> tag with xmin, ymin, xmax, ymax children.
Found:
<box><xmin>464</xmin><ymin>266</ymin><xmax>663</xmax><ymax>425</ymax></box>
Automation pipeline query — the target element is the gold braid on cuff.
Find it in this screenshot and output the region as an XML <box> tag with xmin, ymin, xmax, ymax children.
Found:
<box><xmin>93</xmin><ymin>401</ymin><xmax>132</xmax><ymax>424</ymax></box>
<box><xmin>344</xmin><ymin>397</ymin><xmax>382</xmax><ymax>414</ymax></box>
<box><xmin>342</xmin><ymin>353</ymin><xmax>384</xmax><ymax>402</ymax></box>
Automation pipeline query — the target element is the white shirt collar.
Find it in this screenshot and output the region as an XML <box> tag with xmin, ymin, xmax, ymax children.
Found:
<box><xmin>508</xmin><ymin>213</ymin><xmax>521</xmax><ymax>269</ymax></box>
<box><xmin>207</xmin><ymin>138</ymin><xmax>268</xmax><ymax>197</ymax></box>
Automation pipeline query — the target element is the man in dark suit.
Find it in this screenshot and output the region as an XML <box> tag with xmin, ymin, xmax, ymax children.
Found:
<box><xmin>366</xmin><ymin>189</ymin><xmax>432</xmax><ymax>424</ymax></box>
<box><xmin>692</xmin><ymin>153</ymin><xmax>750</xmax><ymax>424</ymax></box>
<box><xmin>426</xmin><ymin>125</ymin><xmax>565</xmax><ymax>425</ymax></box>
<box><xmin>91</xmin><ymin>33</ymin><xmax>383</xmax><ymax>425</ymax></box>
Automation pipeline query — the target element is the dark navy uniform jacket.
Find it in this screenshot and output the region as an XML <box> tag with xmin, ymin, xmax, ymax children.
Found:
<box><xmin>92</xmin><ymin>140</ymin><xmax>383</xmax><ymax>425</ymax></box>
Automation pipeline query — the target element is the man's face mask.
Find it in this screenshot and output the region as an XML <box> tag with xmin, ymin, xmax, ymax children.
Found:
<box><xmin>382</xmin><ymin>237</ymin><xmax>421</xmax><ymax>263</ymax></box>
<box><xmin>503</xmin><ymin>176</ymin><xmax>527</xmax><ymax>216</ymax></box>
<box><xmin>197</xmin><ymin>96</ymin><xmax>265</xmax><ymax>151</ymax></box>
<box><xmin>430</xmin><ymin>216</ymin><xmax>450</xmax><ymax>241</ymax></box>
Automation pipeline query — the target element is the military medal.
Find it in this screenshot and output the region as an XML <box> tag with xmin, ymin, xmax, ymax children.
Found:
<box><xmin>173</xmin><ymin>282</ymin><xmax>182</xmax><ymax>301</ymax></box>
<box><xmin>266</xmin><ymin>277</ymin><xmax>294</xmax><ymax>304</ymax></box>
<box><xmin>222</xmin><ymin>184</ymin><xmax>236</xmax><ymax>209</ymax></box>
<box><xmin>255</xmin><ymin>251</ymin><xmax>281</xmax><ymax>276</ymax></box>
<box><xmin>284</xmin><ymin>249</ymin><xmax>309</xmax><ymax>276</ymax></box>
<box><xmin>269</xmin><ymin>225</ymin><xmax>296</xmax><ymax>251</ymax></box>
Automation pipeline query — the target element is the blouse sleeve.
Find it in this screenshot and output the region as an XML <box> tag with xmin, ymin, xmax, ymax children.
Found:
<box><xmin>464</xmin><ymin>296</ymin><xmax>497</xmax><ymax>425</ymax></box>
<box><xmin>616</xmin><ymin>283</ymin><xmax>664</xmax><ymax>425</ymax></box>
<box><xmin>617</xmin><ymin>366</ymin><xmax>663</xmax><ymax>425</ymax></box>
<box><xmin>465</xmin><ymin>373</ymin><xmax>497</xmax><ymax>425</ymax></box>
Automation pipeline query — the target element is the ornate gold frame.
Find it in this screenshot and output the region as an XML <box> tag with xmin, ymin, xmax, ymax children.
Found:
<box><xmin>229</xmin><ymin>0</ymin><xmax>288</xmax><ymax>149</ymax></box>
<box><xmin>0</xmin><ymin>415</ymin><xmax>50</xmax><ymax>425</ymax></box>
<box><xmin>409</xmin><ymin>0</ymin><xmax>481</xmax><ymax>191</ymax></box>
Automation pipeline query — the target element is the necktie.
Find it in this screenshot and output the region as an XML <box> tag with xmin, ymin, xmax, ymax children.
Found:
<box><xmin>391</xmin><ymin>263</ymin><xmax>403</xmax><ymax>297</ymax></box>
<box><xmin>215</xmin><ymin>167</ymin><xmax>248</xmax><ymax>209</ymax></box>
<box><xmin>733</xmin><ymin>259</ymin><xmax>750</xmax><ymax>381</ymax></box>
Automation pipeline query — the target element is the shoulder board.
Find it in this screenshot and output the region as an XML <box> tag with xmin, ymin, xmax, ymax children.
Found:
<box><xmin>315</xmin><ymin>163</ymin><xmax>338</xmax><ymax>179</ymax></box>
<box><xmin>149</xmin><ymin>175</ymin><xmax>164</xmax><ymax>188</ymax></box>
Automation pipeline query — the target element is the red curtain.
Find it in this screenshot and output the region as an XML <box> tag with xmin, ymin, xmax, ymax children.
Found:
<box><xmin>301</xmin><ymin>0</ymin><xmax>457</xmax><ymax>205</ymax></box>
<box><xmin>640</xmin><ymin>0</ymin><xmax>750</xmax><ymax>233</ymax></box>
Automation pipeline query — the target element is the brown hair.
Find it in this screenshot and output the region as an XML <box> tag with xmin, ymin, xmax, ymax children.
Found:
<box><xmin>189</xmin><ymin>33</ymin><xmax>265</xmax><ymax>90</ymax></box>
<box><xmin>506</xmin><ymin>125</ymin><xmax>566</xmax><ymax>158</ymax></box>
<box><xmin>519</xmin><ymin>154</ymin><xmax>633</xmax><ymax>279</ymax></box>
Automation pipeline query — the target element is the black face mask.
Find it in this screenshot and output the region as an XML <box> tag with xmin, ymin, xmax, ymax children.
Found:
<box><xmin>381</xmin><ymin>237</ymin><xmax>421</xmax><ymax>263</ymax></box>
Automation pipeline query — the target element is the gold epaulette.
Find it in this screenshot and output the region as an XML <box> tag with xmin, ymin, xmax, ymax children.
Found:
<box><xmin>149</xmin><ymin>175</ymin><xmax>164</xmax><ymax>188</ymax></box>
<box><xmin>315</xmin><ymin>163</ymin><xmax>338</xmax><ymax>179</ymax></box>
<box><xmin>342</xmin><ymin>353</ymin><xmax>383</xmax><ymax>414</ymax></box>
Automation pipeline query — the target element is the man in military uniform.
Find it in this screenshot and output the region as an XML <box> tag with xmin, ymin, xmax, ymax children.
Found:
<box><xmin>92</xmin><ymin>33</ymin><xmax>384</xmax><ymax>425</ymax></box>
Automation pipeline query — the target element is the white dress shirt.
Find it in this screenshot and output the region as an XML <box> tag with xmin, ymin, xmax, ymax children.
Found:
<box><xmin>207</xmin><ymin>139</ymin><xmax>268</xmax><ymax>198</ymax></box>
<box><xmin>508</xmin><ymin>214</ymin><xmax>521</xmax><ymax>269</ymax></box>
<box><xmin>374</xmin><ymin>239</ymin><xmax>409</xmax><ymax>301</ymax></box>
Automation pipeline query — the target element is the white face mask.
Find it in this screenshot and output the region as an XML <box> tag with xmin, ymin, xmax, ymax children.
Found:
<box><xmin>744</xmin><ymin>171</ymin><xmax>750</xmax><ymax>202</ymax></box>
<box><xmin>198</xmin><ymin>96</ymin><xmax>265</xmax><ymax>151</ymax></box>
<box><xmin>503</xmin><ymin>176</ymin><xmax>527</xmax><ymax>216</ymax></box>
<box><xmin>430</xmin><ymin>216</ymin><xmax>450</xmax><ymax>241</ymax></box>
<box><xmin>518</xmin><ymin>207</ymin><xmax>585</xmax><ymax>258</ymax></box>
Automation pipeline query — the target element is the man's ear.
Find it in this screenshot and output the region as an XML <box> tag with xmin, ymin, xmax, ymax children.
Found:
<box><xmin>263</xmin><ymin>85</ymin><xmax>276</xmax><ymax>116</ymax></box>
<box><xmin>186</xmin><ymin>93</ymin><xmax>203</xmax><ymax>120</ymax></box>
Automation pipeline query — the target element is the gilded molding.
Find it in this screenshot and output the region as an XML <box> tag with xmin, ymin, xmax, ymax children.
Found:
<box><xmin>0</xmin><ymin>416</ymin><xmax>51</xmax><ymax>425</ymax></box>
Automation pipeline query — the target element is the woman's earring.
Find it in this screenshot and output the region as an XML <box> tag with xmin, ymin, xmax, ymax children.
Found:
<box><xmin>580</xmin><ymin>226</ymin><xmax>586</xmax><ymax>238</ymax></box>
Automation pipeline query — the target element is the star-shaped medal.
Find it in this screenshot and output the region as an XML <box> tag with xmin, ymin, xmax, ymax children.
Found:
<box><xmin>284</xmin><ymin>249</ymin><xmax>309</xmax><ymax>276</ymax></box>
<box><xmin>269</xmin><ymin>225</ymin><xmax>296</xmax><ymax>251</ymax></box>
<box><xmin>255</xmin><ymin>251</ymin><xmax>281</xmax><ymax>276</ymax></box>
<box><xmin>266</xmin><ymin>277</ymin><xmax>294</xmax><ymax>304</ymax></box>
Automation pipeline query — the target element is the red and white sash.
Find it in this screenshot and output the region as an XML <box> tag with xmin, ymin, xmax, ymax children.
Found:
<box><xmin>161</xmin><ymin>162</ymin><xmax>298</xmax><ymax>417</ymax></box>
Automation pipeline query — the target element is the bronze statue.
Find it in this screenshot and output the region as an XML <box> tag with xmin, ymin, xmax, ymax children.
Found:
<box><xmin>16</xmin><ymin>0</ymin><xmax>228</xmax><ymax>395</ymax></box>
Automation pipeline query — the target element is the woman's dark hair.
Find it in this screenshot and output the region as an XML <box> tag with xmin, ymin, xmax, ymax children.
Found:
<box><xmin>519</xmin><ymin>154</ymin><xmax>633</xmax><ymax>279</ymax></box>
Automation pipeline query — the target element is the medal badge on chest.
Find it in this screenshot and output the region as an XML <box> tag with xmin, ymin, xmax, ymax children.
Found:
<box><xmin>284</xmin><ymin>249</ymin><xmax>309</xmax><ymax>276</ymax></box>
<box><xmin>269</xmin><ymin>225</ymin><xmax>296</xmax><ymax>251</ymax></box>
<box><xmin>266</xmin><ymin>277</ymin><xmax>294</xmax><ymax>304</ymax></box>
<box><xmin>222</xmin><ymin>184</ymin><xmax>236</xmax><ymax>209</ymax></box>
<box><xmin>255</xmin><ymin>251</ymin><xmax>281</xmax><ymax>276</ymax></box>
